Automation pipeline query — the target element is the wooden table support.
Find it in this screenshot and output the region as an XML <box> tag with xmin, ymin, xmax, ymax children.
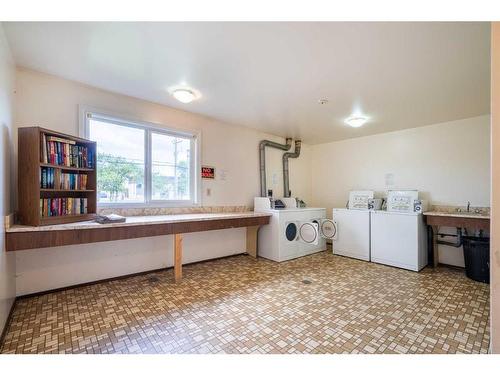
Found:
<box><xmin>246</xmin><ymin>225</ymin><xmax>260</xmax><ymax>258</ymax></box>
<box><xmin>431</xmin><ymin>225</ymin><xmax>439</xmax><ymax>268</ymax></box>
<box><xmin>174</xmin><ymin>234</ymin><xmax>183</xmax><ymax>282</ymax></box>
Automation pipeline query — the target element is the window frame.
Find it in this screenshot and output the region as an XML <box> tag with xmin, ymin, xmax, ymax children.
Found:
<box><xmin>79</xmin><ymin>106</ymin><xmax>201</xmax><ymax>208</ymax></box>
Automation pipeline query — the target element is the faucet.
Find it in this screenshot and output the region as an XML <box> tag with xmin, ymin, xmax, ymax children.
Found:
<box><xmin>467</xmin><ymin>201</ymin><xmax>471</xmax><ymax>213</ymax></box>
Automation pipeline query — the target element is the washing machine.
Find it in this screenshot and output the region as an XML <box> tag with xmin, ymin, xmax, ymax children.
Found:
<box><xmin>370</xmin><ymin>190</ymin><xmax>428</xmax><ymax>271</ymax></box>
<box><xmin>332</xmin><ymin>208</ymin><xmax>371</xmax><ymax>261</ymax></box>
<box><xmin>254</xmin><ymin>197</ymin><xmax>328</xmax><ymax>262</ymax></box>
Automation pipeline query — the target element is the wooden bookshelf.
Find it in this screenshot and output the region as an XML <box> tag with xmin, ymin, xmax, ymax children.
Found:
<box><xmin>18</xmin><ymin>126</ymin><xmax>97</xmax><ymax>226</ymax></box>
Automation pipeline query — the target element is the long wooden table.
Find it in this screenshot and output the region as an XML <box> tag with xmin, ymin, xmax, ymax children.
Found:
<box><xmin>5</xmin><ymin>212</ymin><xmax>271</xmax><ymax>282</ymax></box>
<box><xmin>424</xmin><ymin>211</ymin><xmax>490</xmax><ymax>267</ymax></box>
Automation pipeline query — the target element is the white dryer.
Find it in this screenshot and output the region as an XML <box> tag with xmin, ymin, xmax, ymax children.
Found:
<box><xmin>284</xmin><ymin>221</ymin><xmax>320</xmax><ymax>245</ymax></box>
<box><xmin>254</xmin><ymin>197</ymin><xmax>328</xmax><ymax>262</ymax></box>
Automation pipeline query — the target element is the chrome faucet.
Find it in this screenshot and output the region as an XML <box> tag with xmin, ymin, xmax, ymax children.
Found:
<box><xmin>467</xmin><ymin>201</ymin><xmax>471</xmax><ymax>213</ymax></box>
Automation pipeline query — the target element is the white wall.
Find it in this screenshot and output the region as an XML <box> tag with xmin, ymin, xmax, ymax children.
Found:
<box><xmin>0</xmin><ymin>24</ymin><xmax>16</xmax><ymax>333</ymax></box>
<box><xmin>13</xmin><ymin>68</ymin><xmax>312</xmax><ymax>296</ymax></box>
<box><xmin>311</xmin><ymin>115</ymin><xmax>491</xmax><ymax>267</ymax></box>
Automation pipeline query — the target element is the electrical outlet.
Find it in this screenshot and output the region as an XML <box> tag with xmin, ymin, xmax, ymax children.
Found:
<box><xmin>206</xmin><ymin>188</ymin><xmax>212</xmax><ymax>196</ymax></box>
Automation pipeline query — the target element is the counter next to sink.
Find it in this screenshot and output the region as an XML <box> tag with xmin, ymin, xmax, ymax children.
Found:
<box><xmin>424</xmin><ymin>208</ymin><xmax>490</xmax><ymax>268</ymax></box>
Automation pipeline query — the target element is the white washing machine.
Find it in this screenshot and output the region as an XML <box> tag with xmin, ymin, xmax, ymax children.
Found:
<box><xmin>370</xmin><ymin>210</ymin><xmax>427</xmax><ymax>271</ymax></box>
<box><xmin>254</xmin><ymin>197</ymin><xmax>334</xmax><ymax>262</ymax></box>
<box><xmin>332</xmin><ymin>208</ymin><xmax>370</xmax><ymax>261</ymax></box>
<box><xmin>370</xmin><ymin>190</ymin><xmax>428</xmax><ymax>271</ymax></box>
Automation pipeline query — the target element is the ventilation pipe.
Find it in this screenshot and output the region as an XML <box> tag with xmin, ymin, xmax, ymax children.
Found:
<box><xmin>283</xmin><ymin>140</ymin><xmax>302</xmax><ymax>197</ymax></box>
<box><xmin>259</xmin><ymin>138</ymin><xmax>292</xmax><ymax>197</ymax></box>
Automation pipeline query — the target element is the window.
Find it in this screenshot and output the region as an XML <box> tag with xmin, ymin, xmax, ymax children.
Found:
<box><xmin>83</xmin><ymin>110</ymin><xmax>199</xmax><ymax>207</ymax></box>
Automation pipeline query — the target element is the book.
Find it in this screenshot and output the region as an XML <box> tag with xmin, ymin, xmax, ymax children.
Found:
<box><xmin>42</xmin><ymin>134</ymin><xmax>48</xmax><ymax>163</ymax></box>
<box><xmin>47</xmin><ymin>136</ymin><xmax>76</xmax><ymax>145</ymax></box>
<box><xmin>95</xmin><ymin>214</ymin><xmax>126</xmax><ymax>224</ymax></box>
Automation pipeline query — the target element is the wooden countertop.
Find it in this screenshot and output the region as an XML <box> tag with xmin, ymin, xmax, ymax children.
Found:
<box><xmin>5</xmin><ymin>212</ymin><xmax>271</xmax><ymax>252</ymax></box>
<box><xmin>424</xmin><ymin>211</ymin><xmax>490</xmax><ymax>220</ymax></box>
<box><xmin>424</xmin><ymin>211</ymin><xmax>489</xmax><ymax>231</ymax></box>
<box><xmin>7</xmin><ymin>212</ymin><xmax>271</xmax><ymax>233</ymax></box>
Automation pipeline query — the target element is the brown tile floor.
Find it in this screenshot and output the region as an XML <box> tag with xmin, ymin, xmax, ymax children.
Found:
<box><xmin>0</xmin><ymin>252</ymin><xmax>490</xmax><ymax>354</ymax></box>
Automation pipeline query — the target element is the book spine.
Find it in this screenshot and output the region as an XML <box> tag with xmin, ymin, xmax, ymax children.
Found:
<box><xmin>42</xmin><ymin>134</ymin><xmax>48</xmax><ymax>163</ymax></box>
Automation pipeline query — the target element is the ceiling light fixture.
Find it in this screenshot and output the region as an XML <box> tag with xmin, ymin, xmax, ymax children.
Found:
<box><xmin>345</xmin><ymin>115</ymin><xmax>369</xmax><ymax>128</ymax></box>
<box><xmin>168</xmin><ymin>86</ymin><xmax>201</xmax><ymax>104</ymax></box>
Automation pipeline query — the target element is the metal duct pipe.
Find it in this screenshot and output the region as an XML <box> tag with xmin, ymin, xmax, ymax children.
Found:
<box><xmin>259</xmin><ymin>138</ymin><xmax>292</xmax><ymax>197</ymax></box>
<box><xmin>283</xmin><ymin>140</ymin><xmax>302</xmax><ymax>198</ymax></box>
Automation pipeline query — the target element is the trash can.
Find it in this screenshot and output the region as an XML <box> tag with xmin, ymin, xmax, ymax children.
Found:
<box><xmin>462</xmin><ymin>236</ymin><xmax>490</xmax><ymax>283</ymax></box>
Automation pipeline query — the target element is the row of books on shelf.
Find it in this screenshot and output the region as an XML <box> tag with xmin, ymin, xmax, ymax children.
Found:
<box><xmin>40</xmin><ymin>168</ymin><xmax>89</xmax><ymax>190</ymax></box>
<box><xmin>60</xmin><ymin>172</ymin><xmax>88</xmax><ymax>190</ymax></box>
<box><xmin>41</xmin><ymin>134</ymin><xmax>94</xmax><ymax>168</ymax></box>
<box><xmin>40</xmin><ymin>167</ymin><xmax>56</xmax><ymax>189</ymax></box>
<box><xmin>40</xmin><ymin>198</ymin><xmax>88</xmax><ymax>217</ymax></box>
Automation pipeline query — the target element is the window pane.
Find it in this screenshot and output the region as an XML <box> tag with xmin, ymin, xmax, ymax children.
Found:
<box><xmin>151</xmin><ymin>132</ymin><xmax>191</xmax><ymax>201</ymax></box>
<box><xmin>89</xmin><ymin>119</ymin><xmax>145</xmax><ymax>203</ymax></box>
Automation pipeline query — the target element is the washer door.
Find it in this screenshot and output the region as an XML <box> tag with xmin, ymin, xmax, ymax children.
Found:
<box><xmin>299</xmin><ymin>222</ymin><xmax>319</xmax><ymax>245</ymax></box>
<box><xmin>319</xmin><ymin>219</ymin><xmax>337</xmax><ymax>240</ymax></box>
<box><xmin>285</xmin><ymin>222</ymin><xmax>298</xmax><ymax>241</ymax></box>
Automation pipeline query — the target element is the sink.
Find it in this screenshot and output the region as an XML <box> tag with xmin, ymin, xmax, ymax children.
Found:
<box><xmin>453</xmin><ymin>210</ymin><xmax>489</xmax><ymax>217</ymax></box>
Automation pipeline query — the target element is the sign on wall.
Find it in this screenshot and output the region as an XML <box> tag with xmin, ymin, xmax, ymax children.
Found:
<box><xmin>201</xmin><ymin>166</ymin><xmax>215</xmax><ymax>179</ymax></box>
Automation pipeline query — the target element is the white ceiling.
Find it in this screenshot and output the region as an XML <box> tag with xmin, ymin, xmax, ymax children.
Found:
<box><xmin>3</xmin><ymin>22</ymin><xmax>491</xmax><ymax>144</ymax></box>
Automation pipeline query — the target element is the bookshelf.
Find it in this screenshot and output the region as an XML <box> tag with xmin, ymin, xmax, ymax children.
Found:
<box><xmin>18</xmin><ymin>126</ymin><xmax>97</xmax><ymax>226</ymax></box>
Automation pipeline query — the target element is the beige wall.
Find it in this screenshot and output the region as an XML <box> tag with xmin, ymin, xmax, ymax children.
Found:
<box><xmin>311</xmin><ymin>115</ymin><xmax>491</xmax><ymax>267</ymax></box>
<box><xmin>490</xmin><ymin>22</ymin><xmax>500</xmax><ymax>354</ymax></box>
<box><xmin>13</xmin><ymin>68</ymin><xmax>312</xmax><ymax>295</ymax></box>
<box><xmin>0</xmin><ymin>24</ymin><xmax>16</xmax><ymax>334</ymax></box>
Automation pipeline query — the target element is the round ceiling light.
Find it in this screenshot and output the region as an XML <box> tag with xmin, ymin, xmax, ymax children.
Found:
<box><xmin>345</xmin><ymin>115</ymin><xmax>369</xmax><ymax>128</ymax></box>
<box><xmin>169</xmin><ymin>86</ymin><xmax>201</xmax><ymax>104</ymax></box>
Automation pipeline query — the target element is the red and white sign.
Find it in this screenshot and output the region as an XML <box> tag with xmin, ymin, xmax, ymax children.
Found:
<box><xmin>201</xmin><ymin>166</ymin><xmax>215</xmax><ymax>179</ymax></box>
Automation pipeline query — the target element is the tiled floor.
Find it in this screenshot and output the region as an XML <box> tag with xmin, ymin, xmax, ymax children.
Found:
<box><xmin>0</xmin><ymin>251</ymin><xmax>490</xmax><ymax>354</ymax></box>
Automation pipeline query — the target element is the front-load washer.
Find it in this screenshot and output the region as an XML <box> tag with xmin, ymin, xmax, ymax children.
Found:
<box><xmin>284</xmin><ymin>220</ymin><xmax>319</xmax><ymax>245</ymax></box>
<box><xmin>255</xmin><ymin>197</ymin><xmax>326</xmax><ymax>262</ymax></box>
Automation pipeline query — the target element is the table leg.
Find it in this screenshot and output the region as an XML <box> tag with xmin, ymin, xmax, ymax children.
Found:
<box><xmin>432</xmin><ymin>225</ymin><xmax>439</xmax><ymax>268</ymax></box>
<box><xmin>174</xmin><ymin>233</ymin><xmax>183</xmax><ymax>282</ymax></box>
<box><xmin>246</xmin><ymin>225</ymin><xmax>259</xmax><ymax>258</ymax></box>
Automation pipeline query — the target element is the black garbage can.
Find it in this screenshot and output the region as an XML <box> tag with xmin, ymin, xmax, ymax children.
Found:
<box><xmin>462</xmin><ymin>236</ymin><xmax>490</xmax><ymax>283</ymax></box>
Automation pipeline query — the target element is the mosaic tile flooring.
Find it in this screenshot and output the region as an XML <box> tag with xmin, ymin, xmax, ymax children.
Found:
<box><xmin>0</xmin><ymin>251</ymin><xmax>490</xmax><ymax>354</ymax></box>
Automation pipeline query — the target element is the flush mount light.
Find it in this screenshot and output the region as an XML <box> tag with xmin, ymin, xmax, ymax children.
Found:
<box><xmin>168</xmin><ymin>86</ymin><xmax>201</xmax><ymax>104</ymax></box>
<box><xmin>345</xmin><ymin>115</ymin><xmax>369</xmax><ymax>128</ymax></box>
